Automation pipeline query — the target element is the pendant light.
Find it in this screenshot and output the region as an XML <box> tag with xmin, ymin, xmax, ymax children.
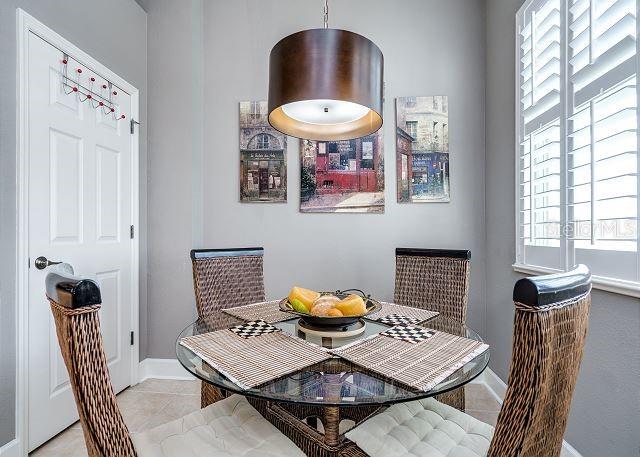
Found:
<box><xmin>268</xmin><ymin>0</ymin><xmax>383</xmax><ymax>141</ymax></box>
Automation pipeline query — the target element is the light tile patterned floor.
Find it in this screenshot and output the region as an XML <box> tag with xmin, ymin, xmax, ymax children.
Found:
<box><xmin>30</xmin><ymin>379</ymin><xmax>200</xmax><ymax>457</ymax></box>
<box><xmin>29</xmin><ymin>379</ymin><xmax>543</xmax><ymax>456</ymax></box>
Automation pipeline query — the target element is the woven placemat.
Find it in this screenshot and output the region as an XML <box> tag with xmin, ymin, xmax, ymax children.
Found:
<box><xmin>367</xmin><ymin>302</ymin><xmax>439</xmax><ymax>323</ymax></box>
<box><xmin>222</xmin><ymin>300</ymin><xmax>292</xmax><ymax>323</ymax></box>
<box><xmin>180</xmin><ymin>327</ymin><xmax>331</xmax><ymax>389</ymax></box>
<box><xmin>331</xmin><ymin>327</ymin><xmax>488</xmax><ymax>392</ymax></box>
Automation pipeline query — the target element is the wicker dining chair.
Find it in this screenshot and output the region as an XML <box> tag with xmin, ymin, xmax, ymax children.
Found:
<box><xmin>394</xmin><ymin>248</ymin><xmax>471</xmax><ymax>322</ymax></box>
<box><xmin>395</xmin><ymin>248</ymin><xmax>471</xmax><ymax>410</ymax></box>
<box><xmin>45</xmin><ymin>269</ymin><xmax>304</xmax><ymax>457</ymax></box>
<box><xmin>191</xmin><ymin>247</ymin><xmax>266</xmax><ymax>407</ymax></box>
<box><xmin>345</xmin><ymin>264</ymin><xmax>591</xmax><ymax>457</ymax></box>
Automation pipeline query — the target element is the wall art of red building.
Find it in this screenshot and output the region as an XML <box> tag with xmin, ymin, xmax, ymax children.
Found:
<box><xmin>300</xmin><ymin>130</ymin><xmax>384</xmax><ymax>213</ymax></box>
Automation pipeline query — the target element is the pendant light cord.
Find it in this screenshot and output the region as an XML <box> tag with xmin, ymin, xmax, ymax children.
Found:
<box><xmin>324</xmin><ymin>0</ymin><xmax>329</xmax><ymax>28</ymax></box>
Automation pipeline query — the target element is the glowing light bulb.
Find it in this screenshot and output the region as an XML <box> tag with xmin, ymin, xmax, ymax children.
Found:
<box><xmin>281</xmin><ymin>99</ymin><xmax>370</xmax><ymax>126</ymax></box>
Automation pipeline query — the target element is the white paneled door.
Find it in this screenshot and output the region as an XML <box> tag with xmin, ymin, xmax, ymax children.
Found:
<box><xmin>27</xmin><ymin>33</ymin><xmax>134</xmax><ymax>450</ymax></box>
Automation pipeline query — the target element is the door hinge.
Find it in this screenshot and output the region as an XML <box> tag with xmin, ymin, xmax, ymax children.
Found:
<box><xmin>130</xmin><ymin>118</ymin><xmax>140</xmax><ymax>134</ymax></box>
<box><xmin>130</xmin><ymin>331</ymin><xmax>134</xmax><ymax>346</ymax></box>
<box><xmin>130</xmin><ymin>225</ymin><xmax>135</xmax><ymax>239</ymax></box>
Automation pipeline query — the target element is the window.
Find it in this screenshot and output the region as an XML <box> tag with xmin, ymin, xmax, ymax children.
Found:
<box><xmin>405</xmin><ymin>97</ymin><xmax>417</xmax><ymax>108</ymax></box>
<box><xmin>249</xmin><ymin>101</ymin><xmax>262</xmax><ymax>119</ymax></box>
<box><xmin>326</xmin><ymin>140</ymin><xmax>357</xmax><ymax>170</ymax></box>
<box><xmin>406</xmin><ymin>121</ymin><xmax>418</xmax><ymax>140</ymax></box>
<box><xmin>256</xmin><ymin>133</ymin><xmax>270</xmax><ymax>149</ymax></box>
<box><xmin>516</xmin><ymin>0</ymin><xmax>639</xmax><ymax>294</ymax></box>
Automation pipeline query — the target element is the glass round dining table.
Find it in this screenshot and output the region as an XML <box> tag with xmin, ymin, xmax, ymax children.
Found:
<box><xmin>176</xmin><ymin>313</ymin><xmax>490</xmax><ymax>450</ymax></box>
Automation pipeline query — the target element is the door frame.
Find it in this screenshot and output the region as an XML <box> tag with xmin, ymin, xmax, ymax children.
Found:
<box><xmin>15</xmin><ymin>9</ymin><xmax>140</xmax><ymax>454</ymax></box>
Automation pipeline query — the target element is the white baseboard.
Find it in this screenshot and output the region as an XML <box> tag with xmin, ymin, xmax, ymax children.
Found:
<box><xmin>138</xmin><ymin>358</ymin><xmax>195</xmax><ymax>382</ymax></box>
<box><xmin>479</xmin><ymin>368</ymin><xmax>582</xmax><ymax>457</ymax></box>
<box><xmin>560</xmin><ymin>441</ymin><xmax>583</xmax><ymax>457</ymax></box>
<box><xmin>0</xmin><ymin>439</ymin><xmax>20</xmax><ymax>457</ymax></box>
<box><xmin>479</xmin><ymin>366</ymin><xmax>507</xmax><ymax>401</ymax></box>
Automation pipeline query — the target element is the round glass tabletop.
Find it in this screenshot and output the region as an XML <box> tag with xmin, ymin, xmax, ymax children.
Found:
<box><xmin>176</xmin><ymin>314</ymin><xmax>490</xmax><ymax>407</ymax></box>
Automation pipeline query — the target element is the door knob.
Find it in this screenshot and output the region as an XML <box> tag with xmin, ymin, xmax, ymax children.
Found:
<box><xmin>34</xmin><ymin>256</ymin><xmax>62</xmax><ymax>270</ymax></box>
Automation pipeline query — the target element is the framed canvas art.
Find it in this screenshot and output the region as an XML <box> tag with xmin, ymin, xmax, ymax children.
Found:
<box><xmin>300</xmin><ymin>130</ymin><xmax>384</xmax><ymax>213</ymax></box>
<box><xmin>396</xmin><ymin>96</ymin><xmax>450</xmax><ymax>202</ymax></box>
<box><xmin>239</xmin><ymin>101</ymin><xmax>287</xmax><ymax>202</ymax></box>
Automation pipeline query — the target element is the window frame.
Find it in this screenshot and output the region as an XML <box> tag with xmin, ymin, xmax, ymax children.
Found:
<box><xmin>406</xmin><ymin>121</ymin><xmax>418</xmax><ymax>141</ymax></box>
<box><xmin>256</xmin><ymin>133</ymin><xmax>270</xmax><ymax>150</ymax></box>
<box><xmin>514</xmin><ymin>0</ymin><xmax>640</xmax><ymax>298</ymax></box>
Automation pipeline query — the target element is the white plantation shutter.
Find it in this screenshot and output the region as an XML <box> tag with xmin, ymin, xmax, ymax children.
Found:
<box><xmin>516</xmin><ymin>0</ymin><xmax>640</xmax><ymax>293</ymax></box>
<box><xmin>521</xmin><ymin>0</ymin><xmax>561</xmax><ymax>128</ymax></box>
<box><xmin>518</xmin><ymin>0</ymin><xmax>564</xmax><ymax>269</ymax></box>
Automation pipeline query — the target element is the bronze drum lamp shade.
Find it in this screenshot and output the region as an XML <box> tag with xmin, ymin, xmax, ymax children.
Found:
<box><xmin>268</xmin><ymin>29</ymin><xmax>383</xmax><ymax>141</ymax></box>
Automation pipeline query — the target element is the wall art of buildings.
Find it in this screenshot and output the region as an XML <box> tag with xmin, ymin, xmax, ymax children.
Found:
<box><xmin>396</xmin><ymin>96</ymin><xmax>450</xmax><ymax>202</ymax></box>
<box><xmin>239</xmin><ymin>101</ymin><xmax>287</xmax><ymax>202</ymax></box>
<box><xmin>300</xmin><ymin>130</ymin><xmax>384</xmax><ymax>213</ymax></box>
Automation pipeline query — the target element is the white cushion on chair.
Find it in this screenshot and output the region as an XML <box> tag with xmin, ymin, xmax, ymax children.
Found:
<box><xmin>345</xmin><ymin>397</ymin><xmax>494</xmax><ymax>457</ymax></box>
<box><xmin>132</xmin><ymin>395</ymin><xmax>305</xmax><ymax>457</ymax></box>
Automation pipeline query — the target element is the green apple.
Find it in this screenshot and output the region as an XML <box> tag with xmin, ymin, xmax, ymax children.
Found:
<box><xmin>290</xmin><ymin>298</ymin><xmax>308</xmax><ymax>314</ymax></box>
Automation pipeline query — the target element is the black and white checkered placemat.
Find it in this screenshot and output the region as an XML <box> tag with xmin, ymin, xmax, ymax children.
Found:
<box><xmin>377</xmin><ymin>313</ymin><xmax>423</xmax><ymax>326</ymax></box>
<box><xmin>228</xmin><ymin>320</ymin><xmax>280</xmax><ymax>339</ymax></box>
<box><xmin>380</xmin><ymin>325</ymin><xmax>436</xmax><ymax>344</ymax></box>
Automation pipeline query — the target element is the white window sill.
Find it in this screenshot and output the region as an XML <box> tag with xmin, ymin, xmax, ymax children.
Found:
<box><xmin>512</xmin><ymin>263</ymin><xmax>640</xmax><ymax>299</ymax></box>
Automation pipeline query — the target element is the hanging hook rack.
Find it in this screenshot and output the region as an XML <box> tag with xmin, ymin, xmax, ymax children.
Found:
<box><xmin>60</xmin><ymin>53</ymin><xmax>126</xmax><ymax>121</ymax></box>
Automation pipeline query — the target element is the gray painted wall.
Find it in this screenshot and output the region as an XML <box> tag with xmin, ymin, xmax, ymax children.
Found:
<box><xmin>485</xmin><ymin>1</ymin><xmax>640</xmax><ymax>456</ymax></box>
<box><xmin>0</xmin><ymin>0</ymin><xmax>147</xmax><ymax>447</ymax></box>
<box><xmin>146</xmin><ymin>0</ymin><xmax>205</xmax><ymax>358</ymax></box>
<box><xmin>146</xmin><ymin>0</ymin><xmax>487</xmax><ymax>359</ymax></box>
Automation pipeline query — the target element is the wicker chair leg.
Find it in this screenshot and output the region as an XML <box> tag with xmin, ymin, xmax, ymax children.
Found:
<box><xmin>435</xmin><ymin>386</ymin><xmax>465</xmax><ymax>411</ymax></box>
<box><xmin>200</xmin><ymin>382</ymin><xmax>227</xmax><ymax>408</ymax></box>
<box><xmin>338</xmin><ymin>442</ymin><xmax>369</xmax><ymax>457</ymax></box>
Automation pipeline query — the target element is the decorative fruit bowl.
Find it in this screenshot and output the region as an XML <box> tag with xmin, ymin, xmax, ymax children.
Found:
<box><xmin>279</xmin><ymin>288</ymin><xmax>381</xmax><ymax>327</ymax></box>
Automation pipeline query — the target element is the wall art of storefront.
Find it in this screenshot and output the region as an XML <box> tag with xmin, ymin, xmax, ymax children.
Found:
<box><xmin>300</xmin><ymin>130</ymin><xmax>384</xmax><ymax>213</ymax></box>
<box><xmin>239</xmin><ymin>101</ymin><xmax>287</xmax><ymax>202</ymax></box>
<box><xmin>240</xmin><ymin>150</ymin><xmax>286</xmax><ymax>202</ymax></box>
<box><xmin>396</xmin><ymin>96</ymin><xmax>451</xmax><ymax>203</ymax></box>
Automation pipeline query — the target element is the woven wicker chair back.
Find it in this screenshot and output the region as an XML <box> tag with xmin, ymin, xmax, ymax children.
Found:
<box><xmin>191</xmin><ymin>248</ymin><xmax>266</xmax><ymax>408</ymax></box>
<box><xmin>45</xmin><ymin>271</ymin><xmax>136</xmax><ymax>457</ymax></box>
<box><xmin>191</xmin><ymin>248</ymin><xmax>266</xmax><ymax>321</ymax></box>
<box><xmin>489</xmin><ymin>265</ymin><xmax>591</xmax><ymax>457</ymax></box>
<box><xmin>394</xmin><ymin>248</ymin><xmax>471</xmax><ymax>323</ymax></box>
